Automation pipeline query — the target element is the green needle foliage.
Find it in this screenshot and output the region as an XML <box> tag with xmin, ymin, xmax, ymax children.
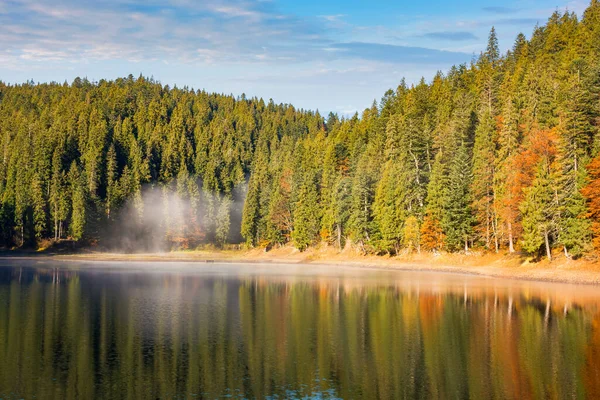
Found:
<box><xmin>1</xmin><ymin>2</ymin><xmax>600</xmax><ymax>260</ymax></box>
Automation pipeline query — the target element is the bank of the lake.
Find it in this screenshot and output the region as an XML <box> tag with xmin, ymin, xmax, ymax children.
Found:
<box><xmin>5</xmin><ymin>245</ymin><xmax>600</xmax><ymax>286</ymax></box>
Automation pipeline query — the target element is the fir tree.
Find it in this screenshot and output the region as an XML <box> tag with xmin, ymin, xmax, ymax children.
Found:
<box><xmin>69</xmin><ymin>162</ymin><xmax>87</xmax><ymax>241</ymax></box>
<box><xmin>403</xmin><ymin>215</ymin><xmax>421</xmax><ymax>253</ymax></box>
<box><xmin>292</xmin><ymin>173</ymin><xmax>320</xmax><ymax>251</ymax></box>
<box><xmin>215</xmin><ymin>196</ymin><xmax>232</xmax><ymax>246</ymax></box>
<box><xmin>444</xmin><ymin>141</ymin><xmax>474</xmax><ymax>252</ymax></box>
<box><xmin>520</xmin><ymin>161</ymin><xmax>556</xmax><ymax>260</ymax></box>
<box><xmin>471</xmin><ymin>110</ymin><xmax>497</xmax><ymax>250</ymax></box>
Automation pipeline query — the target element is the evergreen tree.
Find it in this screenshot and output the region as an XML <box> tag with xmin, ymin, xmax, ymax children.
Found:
<box><xmin>349</xmin><ymin>153</ymin><xmax>377</xmax><ymax>252</ymax></box>
<box><xmin>0</xmin><ymin>3</ymin><xmax>599</xmax><ymax>260</ymax></box>
<box><xmin>403</xmin><ymin>215</ymin><xmax>421</xmax><ymax>253</ymax></box>
<box><xmin>215</xmin><ymin>196</ymin><xmax>232</xmax><ymax>246</ymax></box>
<box><xmin>582</xmin><ymin>153</ymin><xmax>600</xmax><ymax>252</ymax></box>
<box><xmin>421</xmin><ymin>152</ymin><xmax>448</xmax><ymax>251</ymax></box>
<box><xmin>105</xmin><ymin>143</ymin><xmax>119</xmax><ymax>219</ymax></box>
<box><xmin>444</xmin><ymin>142</ymin><xmax>474</xmax><ymax>252</ymax></box>
<box><xmin>292</xmin><ymin>173</ymin><xmax>320</xmax><ymax>251</ymax></box>
<box><xmin>69</xmin><ymin>162</ymin><xmax>87</xmax><ymax>241</ymax></box>
<box><xmin>471</xmin><ymin>110</ymin><xmax>497</xmax><ymax>250</ymax></box>
<box><xmin>520</xmin><ymin>161</ymin><xmax>556</xmax><ymax>260</ymax></box>
<box><xmin>373</xmin><ymin>160</ymin><xmax>405</xmax><ymax>254</ymax></box>
<box><xmin>494</xmin><ymin>96</ymin><xmax>521</xmax><ymax>253</ymax></box>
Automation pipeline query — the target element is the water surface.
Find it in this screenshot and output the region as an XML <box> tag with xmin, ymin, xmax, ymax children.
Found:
<box><xmin>1</xmin><ymin>259</ymin><xmax>600</xmax><ymax>399</ymax></box>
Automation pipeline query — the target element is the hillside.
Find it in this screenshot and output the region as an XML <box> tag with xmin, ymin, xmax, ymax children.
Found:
<box><xmin>1</xmin><ymin>2</ymin><xmax>599</xmax><ymax>261</ymax></box>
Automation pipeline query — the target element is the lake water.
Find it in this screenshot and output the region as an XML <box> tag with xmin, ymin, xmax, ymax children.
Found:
<box><xmin>1</xmin><ymin>259</ymin><xmax>600</xmax><ymax>399</ymax></box>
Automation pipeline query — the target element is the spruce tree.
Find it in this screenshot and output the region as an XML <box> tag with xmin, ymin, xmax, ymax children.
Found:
<box><xmin>444</xmin><ymin>141</ymin><xmax>474</xmax><ymax>252</ymax></box>
<box><xmin>69</xmin><ymin>162</ymin><xmax>87</xmax><ymax>241</ymax></box>
<box><xmin>292</xmin><ymin>173</ymin><xmax>320</xmax><ymax>251</ymax></box>
<box><xmin>403</xmin><ymin>215</ymin><xmax>421</xmax><ymax>253</ymax></box>
<box><xmin>520</xmin><ymin>161</ymin><xmax>556</xmax><ymax>260</ymax></box>
<box><xmin>471</xmin><ymin>110</ymin><xmax>496</xmax><ymax>249</ymax></box>
<box><xmin>349</xmin><ymin>153</ymin><xmax>377</xmax><ymax>251</ymax></box>
<box><xmin>421</xmin><ymin>152</ymin><xmax>448</xmax><ymax>251</ymax></box>
<box><xmin>215</xmin><ymin>196</ymin><xmax>232</xmax><ymax>246</ymax></box>
<box><xmin>373</xmin><ymin>160</ymin><xmax>405</xmax><ymax>254</ymax></box>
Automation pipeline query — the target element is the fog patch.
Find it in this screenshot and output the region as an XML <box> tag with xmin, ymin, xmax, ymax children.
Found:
<box><xmin>100</xmin><ymin>180</ymin><xmax>247</xmax><ymax>253</ymax></box>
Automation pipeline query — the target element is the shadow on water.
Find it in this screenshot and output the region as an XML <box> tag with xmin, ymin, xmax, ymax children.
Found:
<box><xmin>1</xmin><ymin>262</ymin><xmax>600</xmax><ymax>399</ymax></box>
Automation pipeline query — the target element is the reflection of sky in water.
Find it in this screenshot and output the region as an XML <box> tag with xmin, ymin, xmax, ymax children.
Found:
<box><xmin>0</xmin><ymin>261</ymin><xmax>600</xmax><ymax>399</ymax></box>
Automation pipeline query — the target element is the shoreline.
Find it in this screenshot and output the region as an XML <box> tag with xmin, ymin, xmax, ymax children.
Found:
<box><xmin>2</xmin><ymin>247</ymin><xmax>600</xmax><ymax>286</ymax></box>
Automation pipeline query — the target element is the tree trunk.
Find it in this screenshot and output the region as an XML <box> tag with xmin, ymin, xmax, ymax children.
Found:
<box><xmin>491</xmin><ymin>212</ymin><xmax>499</xmax><ymax>253</ymax></box>
<box><xmin>544</xmin><ymin>229</ymin><xmax>552</xmax><ymax>261</ymax></box>
<box><xmin>493</xmin><ymin>219</ymin><xmax>499</xmax><ymax>253</ymax></box>
<box><xmin>336</xmin><ymin>224</ymin><xmax>342</xmax><ymax>251</ymax></box>
<box><xmin>508</xmin><ymin>222</ymin><xmax>515</xmax><ymax>253</ymax></box>
<box><xmin>485</xmin><ymin>202</ymin><xmax>491</xmax><ymax>249</ymax></box>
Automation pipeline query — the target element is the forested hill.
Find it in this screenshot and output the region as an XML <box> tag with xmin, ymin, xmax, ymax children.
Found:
<box><xmin>1</xmin><ymin>2</ymin><xmax>600</xmax><ymax>259</ymax></box>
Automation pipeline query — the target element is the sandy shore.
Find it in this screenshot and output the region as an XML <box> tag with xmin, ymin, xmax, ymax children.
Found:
<box><xmin>2</xmin><ymin>245</ymin><xmax>600</xmax><ymax>286</ymax></box>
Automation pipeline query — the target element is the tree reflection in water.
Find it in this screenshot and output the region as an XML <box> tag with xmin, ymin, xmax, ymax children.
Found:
<box><xmin>0</xmin><ymin>264</ymin><xmax>599</xmax><ymax>399</ymax></box>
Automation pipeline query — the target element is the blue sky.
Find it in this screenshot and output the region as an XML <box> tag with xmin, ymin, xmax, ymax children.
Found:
<box><xmin>0</xmin><ymin>0</ymin><xmax>588</xmax><ymax>115</ymax></box>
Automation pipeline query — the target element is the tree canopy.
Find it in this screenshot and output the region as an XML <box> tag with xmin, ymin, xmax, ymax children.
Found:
<box><xmin>1</xmin><ymin>2</ymin><xmax>600</xmax><ymax>261</ymax></box>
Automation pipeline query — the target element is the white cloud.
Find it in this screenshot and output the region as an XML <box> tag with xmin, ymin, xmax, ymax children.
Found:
<box><xmin>319</xmin><ymin>14</ymin><xmax>346</xmax><ymax>22</ymax></box>
<box><xmin>0</xmin><ymin>0</ymin><xmax>582</xmax><ymax>113</ymax></box>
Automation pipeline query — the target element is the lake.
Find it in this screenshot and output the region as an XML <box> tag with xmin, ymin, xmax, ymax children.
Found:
<box><xmin>1</xmin><ymin>259</ymin><xmax>600</xmax><ymax>399</ymax></box>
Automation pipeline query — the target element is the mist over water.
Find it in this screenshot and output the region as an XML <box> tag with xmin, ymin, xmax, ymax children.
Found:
<box><xmin>101</xmin><ymin>181</ymin><xmax>247</xmax><ymax>252</ymax></box>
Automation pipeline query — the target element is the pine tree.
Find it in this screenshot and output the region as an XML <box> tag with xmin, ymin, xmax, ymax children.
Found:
<box><xmin>241</xmin><ymin>141</ymin><xmax>270</xmax><ymax>246</ymax></box>
<box><xmin>494</xmin><ymin>97</ymin><xmax>521</xmax><ymax>253</ymax></box>
<box><xmin>292</xmin><ymin>173</ymin><xmax>320</xmax><ymax>251</ymax></box>
<box><xmin>215</xmin><ymin>196</ymin><xmax>232</xmax><ymax>246</ymax></box>
<box><xmin>485</xmin><ymin>27</ymin><xmax>500</xmax><ymax>66</ymax></box>
<box><xmin>69</xmin><ymin>162</ymin><xmax>87</xmax><ymax>241</ymax></box>
<box><xmin>266</xmin><ymin>168</ymin><xmax>293</xmax><ymax>245</ymax></box>
<box><xmin>331</xmin><ymin>176</ymin><xmax>352</xmax><ymax>249</ymax></box>
<box><xmin>520</xmin><ymin>161</ymin><xmax>556</xmax><ymax>260</ymax></box>
<box><xmin>471</xmin><ymin>110</ymin><xmax>497</xmax><ymax>249</ymax></box>
<box><xmin>1</xmin><ymin>2</ymin><xmax>600</xmax><ymax>258</ymax></box>
<box><xmin>241</xmin><ymin>177</ymin><xmax>261</xmax><ymax>246</ymax></box>
<box><xmin>105</xmin><ymin>143</ymin><xmax>119</xmax><ymax>219</ymax></box>
<box><xmin>422</xmin><ymin>152</ymin><xmax>448</xmax><ymax>251</ymax></box>
<box><xmin>444</xmin><ymin>141</ymin><xmax>474</xmax><ymax>252</ymax></box>
<box><xmin>582</xmin><ymin>154</ymin><xmax>600</xmax><ymax>252</ymax></box>
<box><xmin>83</xmin><ymin>108</ymin><xmax>107</xmax><ymax>197</ymax></box>
<box><xmin>557</xmin><ymin>175</ymin><xmax>591</xmax><ymax>258</ymax></box>
<box><xmin>349</xmin><ymin>153</ymin><xmax>377</xmax><ymax>251</ymax></box>
<box><xmin>373</xmin><ymin>160</ymin><xmax>405</xmax><ymax>254</ymax></box>
<box><xmin>403</xmin><ymin>215</ymin><xmax>420</xmax><ymax>253</ymax></box>
<box><xmin>31</xmin><ymin>174</ymin><xmax>46</xmax><ymax>239</ymax></box>
<box><xmin>554</xmin><ymin>72</ymin><xmax>595</xmax><ymax>257</ymax></box>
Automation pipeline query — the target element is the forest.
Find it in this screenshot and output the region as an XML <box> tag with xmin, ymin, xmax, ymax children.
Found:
<box><xmin>0</xmin><ymin>1</ymin><xmax>599</xmax><ymax>260</ymax></box>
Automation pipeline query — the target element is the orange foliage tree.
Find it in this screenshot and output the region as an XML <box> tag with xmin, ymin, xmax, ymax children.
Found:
<box><xmin>420</xmin><ymin>215</ymin><xmax>444</xmax><ymax>251</ymax></box>
<box><xmin>498</xmin><ymin>127</ymin><xmax>557</xmax><ymax>251</ymax></box>
<box><xmin>582</xmin><ymin>154</ymin><xmax>600</xmax><ymax>251</ymax></box>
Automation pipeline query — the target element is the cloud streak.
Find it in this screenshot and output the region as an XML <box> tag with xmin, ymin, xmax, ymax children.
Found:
<box><xmin>0</xmin><ymin>0</ymin><xmax>324</xmax><ymax>64</ymax></box>
<box><xmin>421</xmin><ymin>31</ymin><xmax>478</xmax><ymax>41</ymax></box>
<box><xmin>482</xmin><ymin>6</ymin><xmax>519</xmax><ymax>14</ymax></box>
<box><xmin>0</xmin><ymin>0</ymin><xmax>579</xmax><ymax>115</ymax></box>
<box><xmin>0</xmin><ymin>0</ymin><xmax>473</xmax><ymax>67</ymax></box>
<box><xmin>330</xmin><ymin>42</ymin><xmax>471</xmax><ymax>65</ymax></box>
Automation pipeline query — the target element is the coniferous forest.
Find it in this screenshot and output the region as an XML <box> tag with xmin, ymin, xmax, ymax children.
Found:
<box><xmin>1</xmin><ymin>3</ymin><xmax>600</xmax><ymax>260</ymax></box>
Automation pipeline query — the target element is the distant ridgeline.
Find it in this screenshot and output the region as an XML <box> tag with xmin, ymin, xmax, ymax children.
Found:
<box><xmin>1</xmin><ymin>2</ymin><xmax>600</xmax><ymax>259</ymax></box>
